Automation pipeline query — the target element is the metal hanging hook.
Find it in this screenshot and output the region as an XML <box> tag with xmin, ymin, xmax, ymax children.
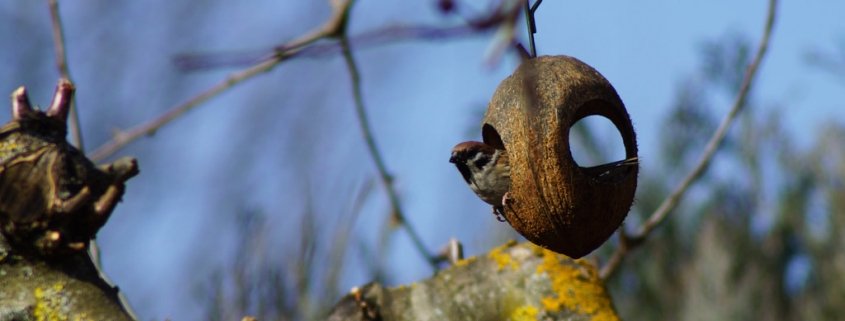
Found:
<box><xmin>524</xmin><ymin>0</ymin><xmax>543</xmax><ymax>57</ymax></box>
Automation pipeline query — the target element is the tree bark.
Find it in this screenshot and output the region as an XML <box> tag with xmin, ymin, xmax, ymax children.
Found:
<box><xmin>327</xmin><ymin>241</ymin><xmax>619</xmax><ymax>321</ymax></box>
<box><xmin>0</xmin><ymin>234</ymin><xmax>135</xmax><ymax>321</ymax></box>
<box><xmin>0</xmin><ymin>82</ymin><xmax>137</xmax><ymax>321</ymax></box>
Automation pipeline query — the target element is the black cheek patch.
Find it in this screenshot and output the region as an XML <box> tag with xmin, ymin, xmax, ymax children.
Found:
<box><xmin>454</xmin><ymin>163</ymin><xmax>473</xmax><ymax>184</ymax></box>
<box><xmin>473</xmin><ymin>154</ymin><xmax>491</xmax><ymax>169</ymax></box>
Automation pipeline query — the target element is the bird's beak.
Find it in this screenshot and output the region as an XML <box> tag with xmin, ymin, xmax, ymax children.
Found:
<box><xmin>449</xmin><ymin>154</ymin><xmax>457</xmax><ymax>163</ymax></box>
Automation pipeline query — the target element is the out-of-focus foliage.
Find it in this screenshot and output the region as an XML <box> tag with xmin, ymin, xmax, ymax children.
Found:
<box><xmin>604</xmin><ymin>33</ymin><xmax>845</xmax><ymax>320</ymax></box>
<box><xmin>5</xmin><ymin>0</ymin><xmax>843</xmax><ymax>319</ymax></box>
<box><xmin>193</xmin><ymin>29</ymin><xmax>845</xmax><ymax>320</ymax></box>
<box><xmin>197</xmin><ymin>181</ymin><xmax>376</xmax><ymax>321</ymax></box>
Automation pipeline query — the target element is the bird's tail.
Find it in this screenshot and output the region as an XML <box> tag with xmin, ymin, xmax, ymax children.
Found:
<box><xmin>582</xmin><ymin>156</ymin><xmax>639</xmax><ymax>179</ymax></box>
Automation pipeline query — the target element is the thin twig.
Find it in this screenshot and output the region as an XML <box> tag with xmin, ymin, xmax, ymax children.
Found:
<box><xmin>600</xmin><ymin>0</ymin><xmax>778</xmax><ymax>280</ymax></box>
<box><xmin>89</xmin><ymin>2</ymin><xmax>351</xmax><ymax>162</ymax></box>
<box><xmin>176</xmin><ymin>0</ymin><xmax>528</xmax><ymax>71</ymax></box>
<box><xmin>47</xmin><ymin>0</ymin><xmax>83</xmax><ymax>150</ymax></box>
<box><xmin>85</xmin><ymin>0</ymin><xmax>511</xmax><ymax>268</ymax></box>
<box><xmin>49</xmin><ymin>2</ymin><xmax>139</xmax><ymax>320</ymax></box>
<box><xmin>339</xmin><ymin>33</ymin><xmax>438</xmax><ymax>269</ymax></box>
<box><xmin>90</xmin><ymin>57</ymin><xmax>279</xmax><ymax>161</ymax></box>
<box><xmin>83</xmin><ymin>0</ymin><xmax>517</xmax><ymax>269</ymax></box>
<box><xmin>176</xmin><ymin>14</ymin><xmax>518</xmax><ymax>72</ymax></box>
<box><xmin>90</xmin><ymin>21</ymin><xmax>509</xmax><ymax>161</ymax></box>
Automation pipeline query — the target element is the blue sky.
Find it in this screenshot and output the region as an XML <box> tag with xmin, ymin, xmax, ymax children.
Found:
<box><xmin>1</xmin><ymin>1</ymin><xmax>843</xmax><ymax>320</ymax></box>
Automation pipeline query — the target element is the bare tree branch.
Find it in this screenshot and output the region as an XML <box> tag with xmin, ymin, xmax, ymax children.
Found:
<box><xmin>89</xmin><ymin>1</ymin><xmax>354</xmax><ymax>162</ymax></box>
<box><xmin>328</xmin><ymin>242</ymin><xmax>620</xmax><ymax>321</ymax></box>
<box><xmin>600</xmin><ymin>0</ymin><xmax>779</xmax><ymax>280</ymax></box>
<box><xmin>47</xmin><ymin>0</ymin><xmax>83</xmax><ymax>150</ymax></box>
<box><xmin>86</xmin><ymin>0</ymin><xmax>521</xmax><ymax>267</ymax></box>
<box><xmin>47</xmin><ymin>5</ymin><xmax>140</xmax><ymax>319</ymax></box>
<box><xmin>82</xmin><ymin>0</ymin><xmax>531</xmax><ymax>272</ymax></box>
<box><xmin>89</xmin><ymin>2</ymin><xmax>519</xmax><ymax>162</ymax></box>
<box><xmin>339</xmin><ymin>33</ymin><xmax>438</xmax><ymax>269</ymax></box>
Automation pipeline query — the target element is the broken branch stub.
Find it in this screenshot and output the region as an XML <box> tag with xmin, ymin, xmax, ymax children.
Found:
<box><xmin>0</xmin><ymin>80</ymin><xmax>138</xmax><ymax>256</ymax></box>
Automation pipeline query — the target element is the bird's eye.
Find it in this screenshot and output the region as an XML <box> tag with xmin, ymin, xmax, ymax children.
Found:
<box><xmin>449</xmin><ymin>153</ymin><xmax>460</xmax><ymax>163</ymax></box>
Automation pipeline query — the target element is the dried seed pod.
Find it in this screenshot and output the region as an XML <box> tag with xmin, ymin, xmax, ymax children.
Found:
<box><xmin>482</xmin><ymin>56</ymin><xmax>638</xmax><ymax>258</ymax></box>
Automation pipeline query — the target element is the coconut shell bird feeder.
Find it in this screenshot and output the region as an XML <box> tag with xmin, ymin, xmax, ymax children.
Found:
<box><xmin>482</xmin><ymin>56</ymin><xmax>638</xmax><ymax>258</ymax></box>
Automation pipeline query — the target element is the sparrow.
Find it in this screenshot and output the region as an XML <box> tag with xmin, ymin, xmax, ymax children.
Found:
<box><xmin>449</xmin><ymin>141</ymin><xmax>512</xmax><ymax>221</ymax></box>
<box><xmin>449</xmin><ymin>141</ymin><xmax>640</xmax><ymax>222</ymax></box>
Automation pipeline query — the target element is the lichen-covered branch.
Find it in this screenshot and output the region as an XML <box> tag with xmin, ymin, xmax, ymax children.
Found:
<box><xmin>0</xmin><ymin>238</ymin><xmax>135</xmax><ymax>321</ymax></box>
<box><xmin>327</xmin><ymin>241</ymin><xmax>619</xmax><ymax>321</ymax></box>
<box><xmin>0</xmin><ymin>81</ymin><xmax>138</xmax><ymax>320</ymax></box>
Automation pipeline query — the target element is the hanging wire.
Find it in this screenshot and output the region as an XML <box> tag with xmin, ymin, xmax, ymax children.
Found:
<box><xmin>524</xmin><ymin>0</ymin><xmax>543</xmax><ymax>57</ymax></box>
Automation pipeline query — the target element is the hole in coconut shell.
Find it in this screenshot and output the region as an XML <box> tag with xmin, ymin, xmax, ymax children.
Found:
<box><xmin>571</xmin><ymin>99</ymin><xmax>636</xmax><ymax>151</ymax></box>
<box><xmin>569</xmin><ymin>115</ymin><xmax>625</xmax><ymax>167</ymax></box>
<box><xmin>481</xmin><ymin>123</ymin><xmax>505</xmax><ymax>150</ymax></box>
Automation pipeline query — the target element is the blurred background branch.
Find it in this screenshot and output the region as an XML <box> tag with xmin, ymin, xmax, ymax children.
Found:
<box><xmin>340</xmin><ymin>33</ymin><xmax>438</xmax><ymax>267</ymax></box>
<box><xmin>89</xmin><ymin>0</ymin><xmax>524</xmax><ymax>164</ymax></box>
<box><xmin>600</xmin><ymin>0</ymin><xmax>779</xmax><ymax>280</ymax></box>
<box><xmin>87</xmin><ymin>0</ymin><xmax>525</xmax><ymax>269</ymax></box>
<box><xmin>6</xmin><ymin>0</ymin><xmax>845</xmax><ymax>320</ymax></box>
<box><xmin>47</xmin><ymin>0</ymin><xmax>83</xmax><ymax>149</ymax></box>
<box><xmin>88</xmin><ymin>0</ymin><xmax>355</xmax><ymax>162</ymax></box>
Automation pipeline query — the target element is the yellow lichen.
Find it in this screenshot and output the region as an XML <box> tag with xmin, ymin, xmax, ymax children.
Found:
<box><xmin>32</xmin><ymin>282</ymin><xmax>90</xmax><ymax>321</ymax></box>
<box><xmin>34</xmin><ymin>282</ymin><xmax>69</xmax><ymax>321</ymax></box>
<box><xmin>488</xmin><ymin>241</ymin><xmax>519</xmax><ymax>271</ymax></box>
<box><xmin>509</xmin><ymin>305</ymin><xmax>539</xmax><ymax>321</ymax></box>
<box><xmin>534</xmin><ymin>248</ymin><xmax>619</xmax><ymax>321</ymax></box>
<box><xmin>453</xmin><ymin>256</ymin><xmax>477</xmax><ymax>267</ymax></box>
